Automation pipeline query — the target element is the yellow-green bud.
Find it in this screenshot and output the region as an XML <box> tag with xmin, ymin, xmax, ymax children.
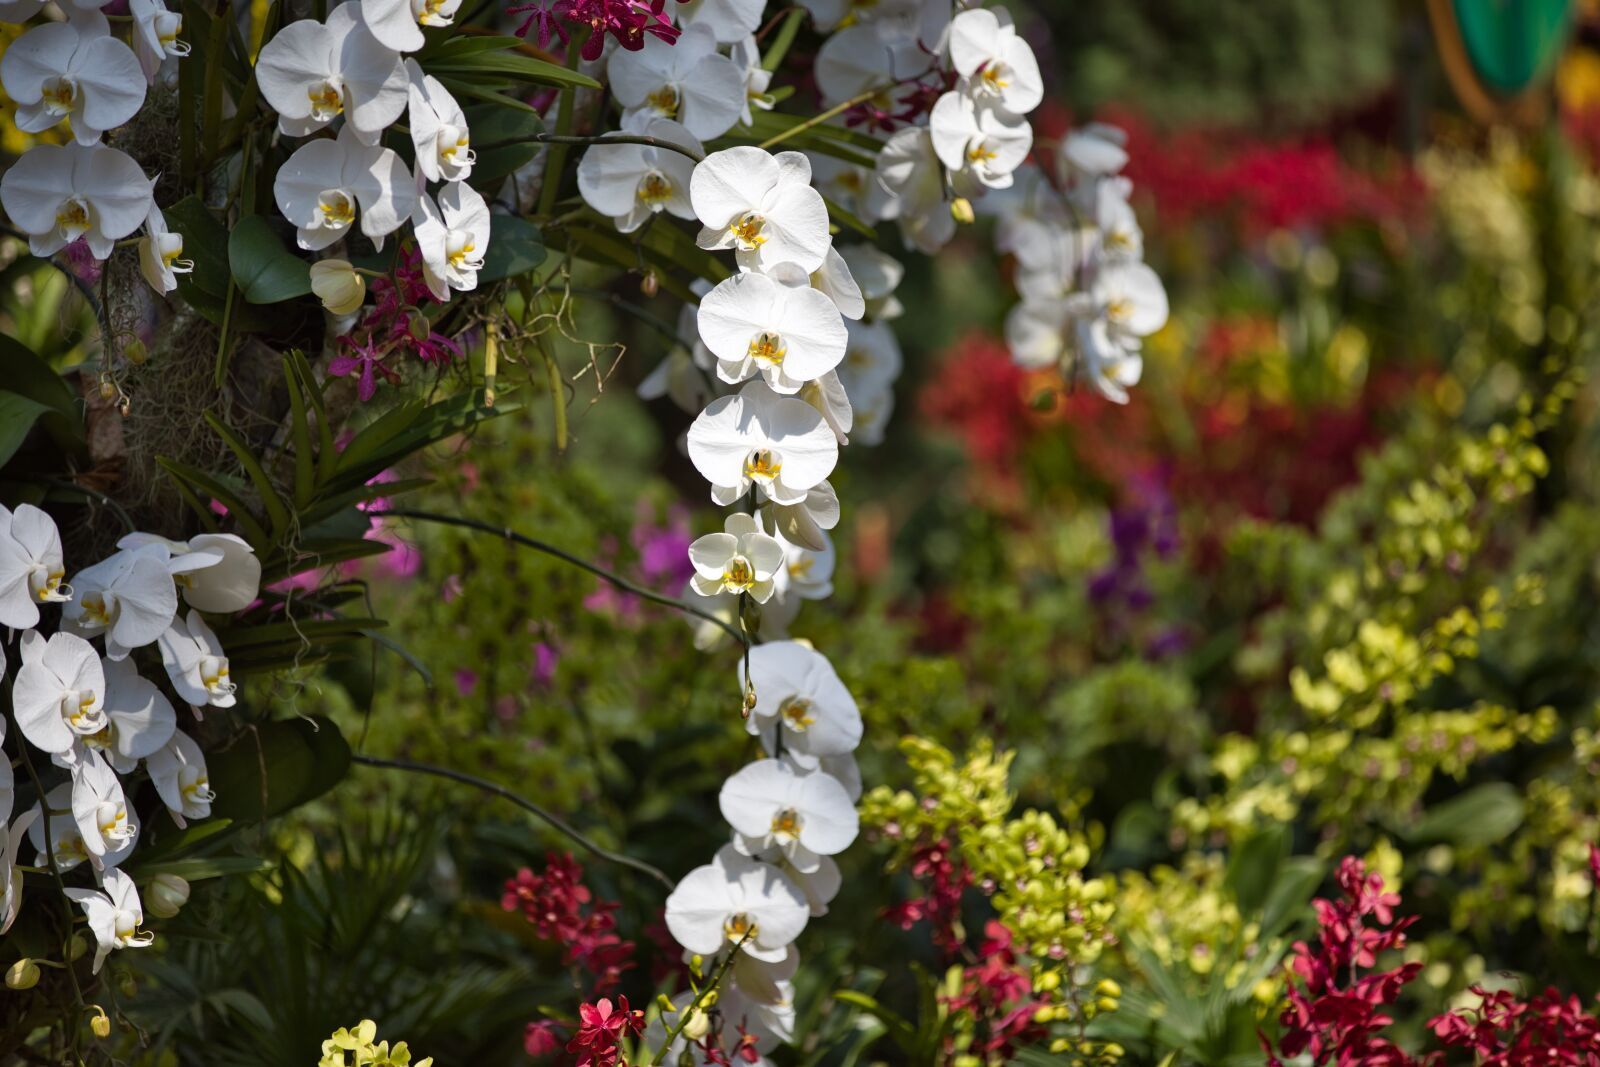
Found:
<box><xmin>950</xmin><ymin>197</ymin><xmax>975</xmax><ymax>224</ymax></box>
<box><xmin>90</xmin><ymin>1006</ymin><xmax>111</xmax><ymax>1039</ymax></box>
<box><xmin>146</xmin><ymin>873</ymin><xmax>190</xmax><ymax>919</ymax></box>
<box><xmin>68</xmin><ymin>934</ymin><xmax>88</xmax><ymax>962</ymax></box>
<box><xmin>310</xmin><ymin>259</ymin><xmax>366</xmax><ymax>316</ymax></box>
<box><xmin>124</xmin><ymin>339</ymin><xmax>149</xmax><ymax>365</ymax></box>
<box><xmin>405</xmin><ymin>307</ymin><xmax>431</xmax><ymax>342</ymax></box>
<box><xmin>6</xmin><ymin>959</ymin><xmax>39</xmax><ymax>990</ymax></box>
<box><xmin>681</xmin><ymin>1006</ymin><xmax>710</xmax><ymax>1042</ymax></box>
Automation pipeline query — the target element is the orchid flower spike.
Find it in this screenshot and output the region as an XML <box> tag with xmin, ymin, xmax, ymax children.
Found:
<box><xmin>255</xmin><ymin>3</ymin><xmax>407</xmax><ymax>144</ymax></box>
<box><xmin>0</xmin><ymin>14</ymin><xmax>145</xmax><ymax>144</ymax></box>
<box><xmin>720</xmin><ymin>758</ymin><xmax>859</xmax><ymax>872</ymax></box>
<box><xmin>273</xmin><ymin>121</ymin><xmax>417</xmax><ymax>251</ymax></box>
<box><xmin>413</xmin><ymin>181</ymin><xmax>491</xmax><ymax>301</ymax></box>
<box><xmin>691</xmin><ymin>147</ymin><xmax>831</xmax><ymax>274</ymax></box>
<box><xmin>737</xmin><ymin>641</ymin><xmax>862</xmax><ymax>769</ymax></box>
<box><xmin>0</xmin><ymin>503</ymin><xmax>69</xmax><ymax>630</ymax></box>
<box><xmin>0</xmin><ymin>141</ymin><xmax>151</xmax><ymax>259</ymax></box>
<box><xmin>688</xmin><ymin>513</ymin><xmax>785</xmax><ymax>603</ymax></box>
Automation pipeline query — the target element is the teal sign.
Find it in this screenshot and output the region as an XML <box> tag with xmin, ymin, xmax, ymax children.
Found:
<box><xmin>1453</xmin><ymin>0</ymin><xmax>1576</xmax><ymax>94</ymax></box>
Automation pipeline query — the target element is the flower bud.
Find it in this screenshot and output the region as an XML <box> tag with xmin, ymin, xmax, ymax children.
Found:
<box><xmin>146</xmin><ymin>873</ymin><xmax>191</xmax><ymax>919</ymax></box>
<box><xmin>681</xmin><ymin>1006</ymin><xmax>710</xmax><ymax>1042</ymax></box>
<box><xmin>98</xmin><ymin>379</ymin><xmax>115</xmax><ymax>400</ymax></box>
<box><xmin>118</xmin><ymin>971</ymin><xmax>137</xmax><ymax>998</ymax></box>
<box><xmin>640</xmin><ymin>271</ymin><xmax>659</xmax><ymax>298</ymax></box>
<box><xmin>124</xmin><ymin>339</ymin><xmax>149</xmax><ymax>365</ymax></box>
<box><xmin>6</xmin><ymin>959</ymin><xmax>39</xmax><ymax>990</ymax></box>
<box><xmin>950</xmin><ymin>197</ymin><xmax>975</xmax><ymax>224</ymax></box>
<box><xmin>310</xmin><ymin>259</ymin><xmax>366</xmax><ymax>315</ymax></box>
<box><xmin>68</xmin><ymin>933</ymin><xmax>88</xmax><ymax>962</ymax></box>
<box><xmin>90</xmin><ymin>1006</ymin><xmax>111</xmax><ymax>1039</ymax></box>
<box><xmin>405</xmin><ymin>307</ymin><xmax>431</xmax><ymax>342</ymax></box>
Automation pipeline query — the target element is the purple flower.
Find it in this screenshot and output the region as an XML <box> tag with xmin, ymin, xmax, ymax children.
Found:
<box><xmin>455</xmin><ymin>668</ymin><xmax>479</xmax><ymax>696</ymax></box>
<box><xmin>508</xmin><ymin>0</ymin><xmax>679</xmax><ymax>60</ymax></box>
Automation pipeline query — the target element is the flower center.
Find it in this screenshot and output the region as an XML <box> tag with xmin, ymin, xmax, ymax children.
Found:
<box><xmin>54</xmin><ymin>830</ymin><xmax>89</xmax><ymax>868</ymax></box>
<box><xmin>316</xmin><ymin>189</ymin><xmax>357</xmax><ymax>229</ymax></box>
<box><xmin>770</xmin><ymin>808</ymin><xmax>802</xmax><ymax>841</ymax></box>
<box><xmin>636</xmin><ymin>171</ymin><xmax>674</xmax><ymax>206</ymax></box>
<box><xmin>199</xmin><ymin>654</ymin><xmax>235</xmax><ymax>698</ymax></box>
<box><xmin>40</xmin><ymin>75</ymin><xmax>78</xmax><ymax>116</ymax></box>
<box><xmin>778</xmin><ymin>696</ymin><xmax>815</xmax><ymax>731</ymax></box>
<box><xmin>30</xmin><ymin>568</ymin><xmax>66</xmax><ymax>603</ymax></box>
<box><xmin>724</xmin><ymin>912</ymin><xmax>758</xmax><ymax>942</ymax></box>
<box><xmin>446</xmin><ymin>231</ymin><xmax>481</xmax><ymax>271</ymax></box>
<box><xmin>307</xmin><ymin>79</ymin><xmax>344</xmax><ymax>121</ymax></box>
<box><xmin>731</xmin><ymin>212</ymin><xmax>768</xmax><ymax>250</ymax></box>
<box><xmin>86</xmin><ymin>722</ymin><xmax>117</xmax><ymax>751</ymax></box>
<box><xmin>80</xmin><ymin>591</ymin><xmax>113</xmax><ymax>629</ymax></box>
<box><xmin>1106</xmin><ymin>298</ymin><xmax>1131</xmax><ymax>325</ymax></box>
<box><xmin>156</xmin><ymin>12</ymin><xmax>187</xmax><ymax>50</ymax></box>
<box><xmin>63</xmin><ymin>689</ymin><xmax>103</xmax><ymax>733</ymax></box>
<box><xmin>180</xmin><ymin>769</ymin><xmax>216</xmax><ymax>806</ymax></box>
<box><xmin>415</xmin><ymin>0</ymin><xmax>454</xmax><ymax>26</ymax></box>
<box><xmin>788</xmin><ymin>556</ymin><xmax>814</xmax><ymax>579</ymax></box>
<box><xmin>437</xmin><ymin>127</ymin><xmax>473</xmax><ymax>168</ymax></box>
<box><xmin>747</xmin><ymin>330</ymin><xmax>786</xmax><ymax>368</ymax></box>
<box><xmin>743</xmin><ymin>449</ymin><xmax>782</xmax><ymax>483</ymax></box>
<box><xmin>97</xmin><ymin>800</ymin><xmax>134</xmax><ymax>842</ymax></box>
<box><xmin>158</xmin><ymin>233</ymin><xmax>192</xmax><ymax>273</ymax></box>
<box><xmin>967</xmin><ymin>142</ymin><xmax>1000</xmax><ymax>164</ymax></box>
<box><xmin>979</xmin><ymin>63</ymin><xmax>1010</xmax><ymax>92</ymax></box>
<box><xmin>645</xmin><ymin>84</ymin><xmax>679</xmax><ymax>118</ymax></box>
<box><xmin>55</xmin><ymin>198</ymin><xmax>91</xmax><ymax>240</ymax></box>
<box><xmin>720</xmin><ymin>555</ymin><xmax>756</xmax><ymax>593</ymax></box>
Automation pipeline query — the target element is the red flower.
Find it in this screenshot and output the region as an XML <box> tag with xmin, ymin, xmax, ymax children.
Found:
<box><xmin>502</xmin><ymin>852</ymin><xmax>636</xmax><ymax>993</ymax></box>
<box><xmin>524</xmin><ymin>1019</ymin><xmax>563</xmax><ymax>1057</ymax></box>
<box><xmin>567</xmin><ymin>996</ymin><xmax>644</xmax><ymax>1067</ymax></box>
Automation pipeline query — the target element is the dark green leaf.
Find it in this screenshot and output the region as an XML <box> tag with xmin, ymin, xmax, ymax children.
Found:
<box><xmin>228</xmin><ymin>215</ymin><xmax>312</xmax><ymax>304</ymax></box>
<box><xmin>1405</xmin><ymin>782</ymin><xmax>1526</xmax><ymax>847</ymax></box>
<box><xmin>465</xmin><ymin>103</ymin><xmax>544</xmax><ymax>188</ymax></box>
<box><xmin>207</xmin><ymin>716</ymin><xmax>352</xmax><ymax>824</ymax></box>
<box><xmin>0</xmin><ymin>392</ymin><xmax>52</xmax><ymax>469</ymax></box>
<box><xmin>429</xmin><ymin>50</ymin><xmax>599</xmax><ymax>89</ymax></box>
<box><xmin>1225</xmin><ymin>825</ymin><xmax>1288</xmax><ymax>917</ymax></box>
<box><xmin>480</xmin><ymin>214</ymin><xmax>546</xmax><ymax>282</ymax></box>
<box><xmin>164</xmin><ymin>195</ymin><xmax>231</xmax><ymax>300</ymax></box>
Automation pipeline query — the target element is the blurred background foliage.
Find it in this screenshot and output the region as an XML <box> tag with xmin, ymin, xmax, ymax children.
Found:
<box><xmin>5</xmin><ymin>0</ymin><xmax>1600</xmax><ymax>1064</ymax></box>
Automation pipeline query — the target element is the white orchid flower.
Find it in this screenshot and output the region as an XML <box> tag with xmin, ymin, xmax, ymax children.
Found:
<box><xmin>804</xmin><ymin>245</ymin><xmax>865</xmax><ymax>321</ymax></box>
<box><xmin>137</xmin><ymin>203</ymin><xmax>192</xmax><ymax>295</ymax></box>
<box><xmin>578</xmin><ymin>115</ymin><xmax>701</xmax><ymax>234</ymax></box>
<box><xmin>819</xmin><ymin>751</ymin><xmax>861</xmax><ymax>801</ymax></box>
<box><xmin>987</xmin><ymin>165</ymin><xmax>1068</xmax><ymax>260</ymax></box>
<box><xmin>1074</xmin><ymin>316</ymin><xmax>1145</xmax><ymax>404</ymax></box>
<box><xmin>118</xmin><ymin>531</ymin><xmax>261</xmax><ymax>613</ymax></box>
<box><xmin>29</xmin><ymin>781</ymin><xmax>125</xmax><ymax>872</ymax></box>
<box><xmin>0</xmin><ymin>141</ymin><xmax>151</xmax><ymax>259</ymax></box>
<box><xmin>0</xmin><ymin>503</ymin><xmax>69</xmax><ymax>630</ymax></box>
<box><xmin>414</xmin><ymin>180</ymin><xmax>490</xmax><ymax>301</ymax></box>
<box><xmin>146</xmin><ymin>730</ymin><xmax>215</xmax><ymax>827</ymax></box>
<box><xmin>69</xmin><ymin>750</ymin><xmax>137</xmax><ymax>863</ymax></box>
<box><xmin>681</xmin><ymin>579</ymin><xmax>741</xmax><ymax>652</ymax></box>
<box><xmin>1086</xmin><ymin>259</ymin><xmax>1170</xmax><ymax>341</ymax></box>
<box><xmin>836</xmin><ymin>317</ymin><xmax>901</xmax><ymax>446</ymax></box>
<box><xmin>0</xmin><ymin>810</ymin><xmax>40</xmax><ymax>935</ymax></box>
<box><xmin>1094</xmin><ymin>181</ymin><xmax>1144</xmax><ymax>263</ymax></box>
<box><xmin>675</xmin><ymin>0</ymin><xmax>765</xmax><ymax>44</ymax></box>
<box><xmin>404</xmin><ymin>60</ymin><xmax>473</xmax><ymax>183</ymax></box>
<box><xmin>730</xmin><ymin>35</ymin><xmax>776</xmax><ymax>127</ymax></box>
<box><xmin>764</xmin><ymin>480</ymin><xmax>839</xmax><ymax>553</ymax></box>
<box><xmin>644</xmin><ymin>984</ymin><xmax>785</xmax><ymax>1067</ymax></box>
<box><xmin>13</xmin><ymin>630</ymin><xmax>106</xmax><ymax>756</ymax></box>
<box><xmin>0</xmin><ymin>15</ymin><xmax>145</xmax><ymax>144</ymax></box>
<box><xmin>721</xmin><ymin>758</ymin><xmax>858</xmax><ymax>872</ymax></box>
<box><xmin>130</xmin><ymin>0</ymin><xmax>189</xmax><ymax>83</ymax></box>
<box><xmin>734</xmin><ymin>842</ymin><xmax>840</xmax><ymax>920</ymax></box>
<box><xmin>0</xmin><ymin>0</ymin><xmax>46</xmax><ymax>21</ymax></box>
<box><xmin>359</xmin><ymin>0</ymin><xmax>460</xmax><ymax>54</ymax></box>
<box><xmin>807</xmin><ymin>154</ymin><xmax>893</xmax><ymax>226</ymax></box>
<box><xmin>837</xmin><ymin>245</ymin><xmax>903</xmax><ymax>321</ymax></box>
<box><xmin>76</xmin><ymin>656</ymin><xmax>177</xmax><ymax>774</ymax></box>
<box><xmin>62</xmin><ymin>544</ymin><xmax>177</xmax><ymax>660</ymax></box>
<box><xmin>610</xmin><ymin>23</ymin><xmax>743</xmax><ymax>141</ymax></box>
<box><xmin>64</xmin><ymin>868</ymin><xmax>153</xmax><ymax>973</ymax></box>
<box><xmin>1005</xmin><ymin>263</ymin><xmax>1165</xmax><ymax>402</ymax></box>
<box><xmin>813</xmin><ymin>22</ymin><xmax>930</xmax><ymax>108</ymax></box>
<box><xmin>274</xmin><ymin>121</ymin><xmax>416</xmax><ymax>251</ymax></box>
<box><xmin>691</xmin><ymin>147</ymin><xmax>831</xmax><ymax>274</ymax></box>
<box><xmin>157</xmin><ymin>609</ymin><xmax>237</xmax><ymax>709</ymax></box>
<box><xmin>1060</xmin><ymin>123</ymin><xmax>1130</xmax><ymax>185</ymax></box>
<box><xmin>665</xmin><ymin>845</ymin><xmax>809</xmax><ymax>962</ymax></box>
<box><xmin>929</xmin><ymin>90</ymin><xmax>1032</xmax><ymax>190</ymax></box>
<box><xmin>699</xmin><ymin>269</ymin><xmax>848</xmax><ymax>393</ymax></box>
<box><xmin>738</xmin><ymin>641</ymin><xmax>860</xmax><ymax>769</ymax></box>
<box><xmin>948</xmin><ymin>6</ymin><xmax>1042</xmax><ymax>116</ymax></box>
<box><xmin>687</xmin><ymin>380</ymin><xmax>839</xmax><ymax>506</ymax></box>
<box><xmin>255</xmin><ymin>4</ymin><xmax>406</xmax><ymax>143</ymax></box>
<box><xmin>688</xmin><ymin>513</ymin><xmax>785</xmax><ymax>603</ymax></box>
<box><xmin>876</xmin><ymin>126</ymin><xmax>955</xmax><ymax>255</ymax></box>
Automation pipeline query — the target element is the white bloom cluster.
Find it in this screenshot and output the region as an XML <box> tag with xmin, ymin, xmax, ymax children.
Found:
<box><xmin>661</xmin><ymin>641</ymin><xmax>862</xmax><ymax>1063</ymax></box>
<box><xmin>996</xmin><ymin>125</ymin><xmax>1170</xmax><ymax>403</ymax></box>
<box><xmin>0</xmin><ymin>0</ymin><xmax>491</xmax><ymax>308</ymax></box>
<box><xmin>0</xmin><ymin>506</ymin><xmax>260</xmax><ymax>972</ymax></box>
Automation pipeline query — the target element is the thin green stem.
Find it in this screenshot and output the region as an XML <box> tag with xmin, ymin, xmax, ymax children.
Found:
<box><xmin>383</xmin><ymin>508</ymin><xmax>751</xmax><ymax>648</ymax></box>
<box><xmin>760</xmin><ymin>7</ymin><xmax>804</xmax><ymax>70</ymax></box>
<box><xmin>647</xmin><ymin>933</ymin><xmax>751</xmax><ymax>1064</ymax></box>
<box><xmin>350</xmin><ymin>754</ymin><xmax>673</xmax><ymax>890</ymax></box>
<box><xmin>14</xmin><ymin>737</ymin><xmax>86</xmax><ymax>1015</ymax></box>
<box><xmin>756</xmin><ymin>88</ymin><xmax>881</xmax><ymax>150</ymax></box>
<box><xmin>536</xmin><ymin>30</ymin><xmax>588</xmax><ymax>219</ymax></box>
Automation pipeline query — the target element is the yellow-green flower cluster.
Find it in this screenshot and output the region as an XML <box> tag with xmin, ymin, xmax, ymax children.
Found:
<box><xmin>320</xmin><ymin>1020</ymin><xmax>432</xmax><ymax>1067</ymax></box>
<box><xmin>863</xmin><ymin>737</ymin><xmax>1120</xmax><ymax>1063</ymax></box>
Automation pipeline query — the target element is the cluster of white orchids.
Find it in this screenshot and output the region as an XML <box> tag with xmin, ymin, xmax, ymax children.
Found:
<box><xmin>994</xmin><ymin>124</ymin><xmax>1170</xmax><ymax>402</ymax></box>
<box><xmin>0</xmin><ymin>504</ymin><xmax>259</xmax><ymax>973</ymax></box>
<box><xmin>0</xmin><ymin>0</ymin><xmax>489</xmax><ymax>306</ymax></box>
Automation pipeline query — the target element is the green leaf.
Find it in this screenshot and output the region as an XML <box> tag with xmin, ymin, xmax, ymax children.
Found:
<box><xmin>822</xmin><ymin>191</ymin><xmax>876</xmax><ymax>239</ymax></box>
<box><xmin>0</xmin><ymin>392</ymin><xmax>53</xmax><ymax>469</ymax></box>
<box><xmin>1404</xmin><ymin>782</ymin><xmax>1526</xmax><ymax>847</ymax></box>
<box><xmin>416</xmin><ymin>33</ymin><xmax>526</xmax><ymax>62</ymax></box>
<box><xmin>164</xmin><ymin>195</ymin><xmax>231</xmax><ymax>300</ymax></box>
<box><xmin>155</xmin><ymin>457</ymin><xmax>270</xmax><ymax>547</ymax></box>
<box><xmin>832</xmin><ymin>991</ymin><xmax>917</xmax><ymax>1055</ymax></box>
<box><xmin>136</xmin><ymin>855</ymin><xmax>276</xmax><ymax>881</ymax></box>
<box><xmin>432</xmin><ymin>75</ymin><xmax>543</xmax><ymax>115</ymax></box>
<box><xmin>1225</xmin><ymin>825</ymin><xmax>1289</xmax><ymax>917</ymax></box>
<box><xmin>465</xmin><ymin>103</ymin><xmax>544</xmax><ymax>188</ymax></box>
<box><xmin>228</xmin><ymin>215</ymin><xmax>312</xmax><ymax>304</ymax></box>
<box><xmin>207</xmin><ymin>716</ymin><xmax>352</xmax><ymax>824</ymax></box>
<box><xmin>1258</xmin><ymin>857</ymin><xmax>1327</xmax><ymax>937</ymax></box>
<box><xmin>330</xmin><ymin>391</ymin><xmax>517</xmax><ymax>494</ymax></box>
<box><xmin>480</xmin><ymin>214</ymin><xmax>546</xmax><ymax>283</ymax></box>
<box><xmin>203</xmin><ymin>412</ymin><xmax>292</xmax><ymax>537</ymax></box>
<box><xmin>428</xmin><ymin>50</ymin><xmax>600</xmax><ymax>89</ymax></box>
